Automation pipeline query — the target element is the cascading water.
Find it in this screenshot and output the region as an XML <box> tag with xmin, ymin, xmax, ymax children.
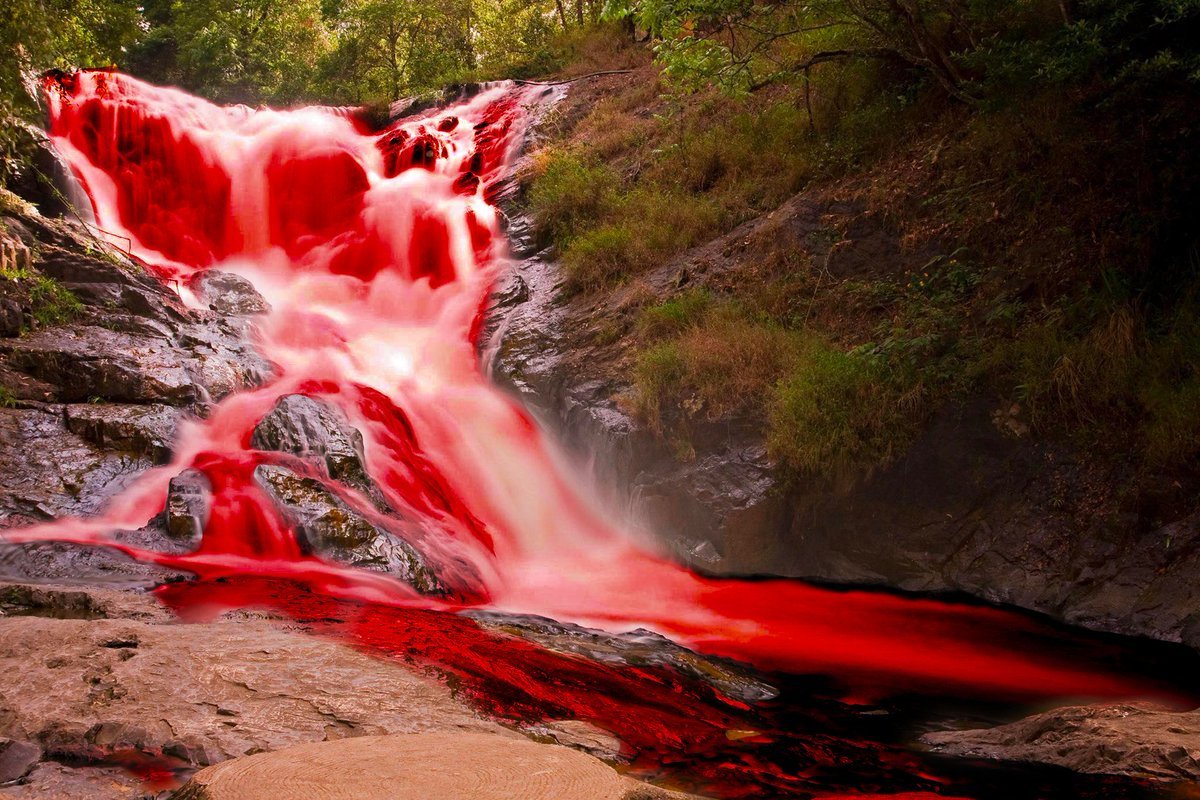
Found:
<box><xmin>4</xmin><ymin>69</ymin><xmax>1191</xmax><ymax>797</ymax></box>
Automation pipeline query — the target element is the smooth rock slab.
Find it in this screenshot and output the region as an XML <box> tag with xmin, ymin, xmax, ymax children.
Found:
<box><xmin>173</xmin><ymin>732</ymin><xmax>689</xmax><ymax>800</ymax></box>
<box><xmin>922</xmin><ymin>703</ymin><xmax>1200</xmax><ymax>782</ymax></box>
<box><xmin>0</xmin><ymin>585</ymin><xmax>504</xmax><ymax>773</ymax></box>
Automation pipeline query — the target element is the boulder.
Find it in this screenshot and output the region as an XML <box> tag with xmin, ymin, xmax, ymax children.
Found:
<box><xmin>187</xmin><ymin>270</ymin><xmax>269</xmax><ymax>316</ymax></box>
<box><xmin>164</xmin><ymin>469</ymin><xmax>211</xmax><ymax>541</ymax></box>
<box><xmin>253</xmin><ymin>465</ymin><xmax>443</xmax><ymax>593</ymax></box>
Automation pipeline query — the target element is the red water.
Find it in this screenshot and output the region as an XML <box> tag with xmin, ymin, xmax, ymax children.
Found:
<box><xmin>4</xmin><ymin>69</ymin><xmax>1186</xmax><ymax>797</ymax></box>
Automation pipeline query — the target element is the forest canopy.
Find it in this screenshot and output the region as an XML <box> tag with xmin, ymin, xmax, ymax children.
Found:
<box><xmin>2</xmin><ymin>0</ymin><xmax>1199</xmax><ymax>191</ymax></box>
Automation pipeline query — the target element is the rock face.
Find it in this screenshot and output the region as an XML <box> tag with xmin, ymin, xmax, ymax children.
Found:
<box><xmin>0</xmin><ymin>211</ymin><xmax>275</xmax><ymax>584</ymax></box>
<box><xmin>173</xmin><ymin>731</ymin><xmax>696</xmax><ymax>800</ymax></box>
<box><xmin>0</xmin><ymin>581</ymin><xmax>505</xmax><ymax>798</ymax></box>
<box><xmin>489</xmin><ymin>187</ymin><xmax>1200</xmax><ymax>650</ymax></box>
<box><xmin>922</xmin><ymin>704</ymin><xmax>1200</xmax><ymax>782</ymax></box>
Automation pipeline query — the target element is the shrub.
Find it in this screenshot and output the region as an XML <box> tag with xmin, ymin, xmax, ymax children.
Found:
<box><xmin>29</xmin><ymin>275</ymin><xmax>83</xmax><ymax>326</ymax></box>
<box><xmin>767</xmin><ymin>344</ymin><xmax>907</xmax><ymax>476</ymax></box>
<box><xmin>527</xmin><ymin>150</ymin><xmax>617</xmax><ymax>245</ymax></box>
<box><xmin>632</xmin><ymin>302</ymin><xmax>805</xmax><ymax>426</ymax></box>
<box><xmin>562</xmin><ymin>225</ymin><xmax>639</xmax><ymax>290</ymax></box>
<box><xmin>559</xmin><ymin>186</ymin><xmax>720</xmax><ymax>291</ymax></box>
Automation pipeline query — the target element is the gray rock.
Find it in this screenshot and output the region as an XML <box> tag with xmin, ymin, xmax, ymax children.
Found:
<box><xmin>187</xmin><ymin>270</ymin><xmax>269</xmax><ymax>316</ymax></box>
<box><xmin>0</xmin><ymin>298</ymin><xmax>24</xmax><ymax>338</ymax></box>
<box><xmin>253</xmin><ymin>465</ymin><xmax>443</xmax><ymax>594</ymax></box>
<box><xmin>1</xmin><ymin>326</ymin><xmax>195</xmax><ymax>404</ymax></box>
<box><xmin>64</xmin><ymin>403</ymin><xmax>180</xmax><ymax>463</ymax></box>
<box><xmin>0</xmin><ymin>407</ymin><xmax>154</xmax><ymax>522</ymax></box>
<box><xmin>164</xmin><ymin>469</ymin><xmax>211</xmax><ymax>542</ymax></box>
<box><xmin>466</xmin><ymin>609</ymin><xmax>777</xmax><ymax>704</ymax></box>
<box><xmin>250</xmin><ymin>395</ymin><xmax>374</xmax><ymax>496</ymax></box>
<box><xmin>0</xmin><ymin>737</ymin><xmax>41</xmax><ymax>783</ymax></box>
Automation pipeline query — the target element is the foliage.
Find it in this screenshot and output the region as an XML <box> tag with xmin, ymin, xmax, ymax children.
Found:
<box><xmin>1</xmin><ymin>254</ymin><xmax>84</xmax><ymax>329</ymax></box>
<box><xmin>2</xmin><ymin>0</ymin><xmax>142</xmax><ymax>189</ymax></box>
<box><xmin>632</xmin><ymin>301</ymin><xmax>805</xmax><ymax>428</ymax></box>
<box><xmin>630</xmin><ymin>294</ymin><xmax>915</xmax><ymax>476</ymax></box>
<box><xmin>605</xmin><ymin>0</ymin><xmax>1200</xmax><ymax>101</ymax></box>
<box><xmin>768</xmin><ymin>343</ymin><xmax>907</xmax><ymax>476</ymax></box>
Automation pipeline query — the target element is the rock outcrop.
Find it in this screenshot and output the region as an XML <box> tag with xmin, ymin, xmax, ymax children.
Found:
<box><xmin>0</xmin><ymin>211</ymin><xmax>268</xmax><ymax>571</ymax></box>
<box><xmin>922</xmin><ymin>704</ymin><xmax>1200</xmax><ymax>782</ymax></box>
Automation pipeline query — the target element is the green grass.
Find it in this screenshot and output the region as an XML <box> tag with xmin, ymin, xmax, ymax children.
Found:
<box><xmin>29</xmin><ymin>274</ymin><xmax>83</xmax><ymax>326</ymax></box>
<box><xmin>0</xmin><ymin>385</ymin><xmax>16</xmax><ymax>408</ymax></box>
<box><xmin>768</xmin><ymin>344</ymin><xmax>912</xmax><ymax>476</ymax></box>
<box><xmin>525</xmin><ymin>82</ymin><xmax>893</xmax><ymax>294</ymax></box>
<box><xmin>1</xmin><ymin>253</ymin><xmax>84</xmax><ymax>330</ymax></box>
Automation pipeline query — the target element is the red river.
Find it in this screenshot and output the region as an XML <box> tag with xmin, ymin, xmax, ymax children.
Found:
<box><xmin>1</xmin><ymin>70</ymin><xmax>1189</xmax><ymax>798</ymax></box>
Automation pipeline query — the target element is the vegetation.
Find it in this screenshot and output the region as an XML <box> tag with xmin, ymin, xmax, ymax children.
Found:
<box><xmin>522</xmin><ymin>3</ymin><xmax>1200</xmax><ymax>480</ymax></box>
<box><xmin>631</xmin><ymin>291</ymin><xmax>913</xmax><ymax>475</ymax></box>
<box><xmin>1</xmin><ymin>245</ymin><xmax>84</xmax><ymax>330</ymax></box>
<box><xmin>1</xmin><ymin>0</ymin><xmax>1197</xmax><ymax>482</ymax></box>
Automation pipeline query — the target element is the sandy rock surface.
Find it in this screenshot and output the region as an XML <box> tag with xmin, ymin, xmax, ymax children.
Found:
<box><xmin>0</xmin><ymin>582</ymin><xmax>507</xmax><ymax>798</ymax></box>
<box><xmin>174</xmin><ymin>731</ymin><xmax>691</xmax><ymax>800</ymax></box>
<box><xmin>922</xmin><ymin>703</ymin><xmax>1200</xmax><ymax>781</ymax></box>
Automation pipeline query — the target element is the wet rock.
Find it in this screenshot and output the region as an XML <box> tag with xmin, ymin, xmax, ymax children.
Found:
<box><xmin>467</xmin><ymin>610</ymin><xmax>777</xmax><ymax>704</ymax></box>
<box><xmin>922</xmin><ymin>704</ymin><xmax>1200</xmax><ymax>782</ymax></box>
<box><xmin>0</xmin><ymin>407</ymin><xmax>155</xmax><ymax>521</ymax></box>
<box><xmin>251</xmin><ymin>395</ymin><xmax>374</xmax><ymax>495</ymax></box>
<box><xmin>0</xmin><ymin>298</ymin><xmax>25</xmax><ymax>337</ymax></box>
<box><xmin>187</xmin><ymin>270</ymin><xmax>269</xmax><ymax>316</ymax></box>
<box><xmin>0</xmin><ymin>541</ymin><xmax>182</xmax><ymax>589</ymax></box>
<box><xmin>532</xmin><ymin>720</ymin><xmax>625</xmax><ymax>762</ymax></box>
<box><xmin>2</xmin><ymin>326</ymin><xmax>195</xmax><ymax>404</ymax></box>
<box><xmin>0</xmin><ymin>737</ymin><xmax>41</xmax><ymax>783</ymax></box>
<box><xmin>172</xmin><ymin>731</ymin><xmax>695</xmax><ymax>800</ymax></box>
<box><xmin>491</xmin><ymin>273</ymin><xmax>529</xmax><ymax>309</ymax></box>
<box><xmin>164</xmin><ymin>470</ymin><xmax>211</xmax><ymax>541</ymax></box>
<box><xmin>64</xmin><ymin>403</ymin><xmax>179</xmax><ymax>462</ymax></box>
<box><xmin>253</xmin><ymin>465</ymin><xmax>442</xmax><ymax>593</ymax></box>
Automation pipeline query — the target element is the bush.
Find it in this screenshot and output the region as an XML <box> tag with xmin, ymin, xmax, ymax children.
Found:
<box><xmin>562</xmin><ymin>224</ymin><xmax>638</xmax><ymax>289</ymax></box>
<box><xmin>527</xmin><ymin>150</ymin><xmax>617</xmax><ymax>245</ymax></box>
<box><xmin>767</xmin><ymin>344</ymin><xmax>907</xmax><ymax>476</ymax></box>
<box><xmin>558</xmin><ymin>185</ymin><xmax>720</xmax><ymax>291</ymax></box>
<box><xmin>632</xmin><ymin>302</ymin><xmax>805</xmax><ymax>427</ymax></box>
<box><xmin>29</xmin><ymin>274</ymin><xmax>83</xmax><ymax>326</ymax></box>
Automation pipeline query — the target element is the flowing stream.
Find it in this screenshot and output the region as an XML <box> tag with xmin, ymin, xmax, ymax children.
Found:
<box><xmin>4</xmin><ymin>70</ymin><xmax>1195</xmax><ymax>797</ymax></box>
